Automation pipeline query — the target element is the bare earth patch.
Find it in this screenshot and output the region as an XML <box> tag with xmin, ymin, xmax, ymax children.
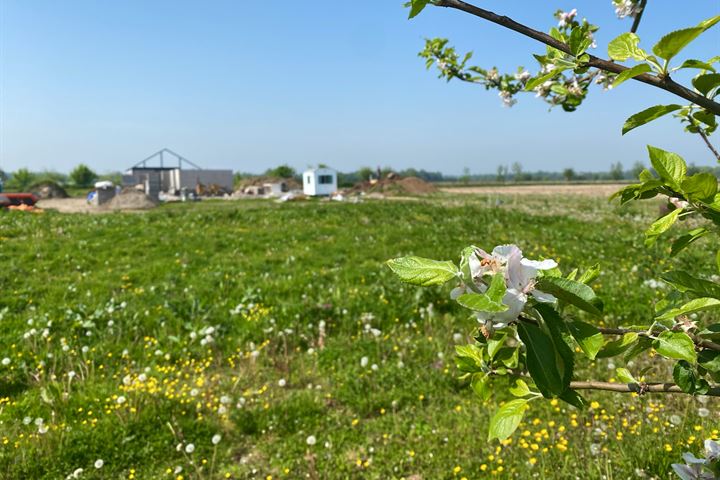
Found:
<box><xmin>441</xmin><ymin>183</ymin><xmax>629</xmax><ymax>197</ymax></box>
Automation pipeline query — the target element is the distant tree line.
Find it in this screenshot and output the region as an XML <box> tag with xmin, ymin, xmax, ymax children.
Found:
<box><xmin>4</xmin><ymin>161</ymin><xmax>719</xmax><ymax>193</ymax></box>
<box><xmin>0</xmin><ymin>165</ymin><xmax>120</xmax><ymax>192</ymax></box>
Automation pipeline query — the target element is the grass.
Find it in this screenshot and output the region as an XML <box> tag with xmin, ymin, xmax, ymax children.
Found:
<box><xmin>0</xmin><ymin>195</ymin><xmax>717</xmax><ymax>479</ymax></box>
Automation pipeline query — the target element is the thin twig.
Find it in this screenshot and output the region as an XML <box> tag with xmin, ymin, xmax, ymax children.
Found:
<box><xmin>517</xmin><ymin>316</ymin><xmax>720</xmax><ymax>352</ymax></box>
<box><xmin>698</xmin><ymin>129</ymin><xmax>720</xmax><ymax>162</ymax></box>
<box><xmin>596</xmin><ymin>326</ymin><xmax>720</xmax><ymax>352</ymax></box>
<box><xmin>629</xmin><ymin>0</ymin><xmax>648</xmax><ymax>34</ymax></box>
<box><xmin>570</xmin><ymin>380</ymin><xmax>720</xmax><ymax>396</ymax></box>
<box><xmin>434</xmin><ymin>0</ymin><xmax>720</xmax><ymax>115</ymax></box>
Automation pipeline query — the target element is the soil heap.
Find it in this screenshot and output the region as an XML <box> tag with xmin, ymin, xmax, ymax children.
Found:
<box><xmin>347</xmin><ymin>174</ymin><xmax>437</xmax><ymax>196</ymax></box>
<box><xmin>32</xmin><ymin>182</ymin><xmax>69</xmax><ymax>199</ymax></box>
<box><xmin>106</xmin><ymin>189</ymin><xmax>157</xmax><ymax>210</ymax></box>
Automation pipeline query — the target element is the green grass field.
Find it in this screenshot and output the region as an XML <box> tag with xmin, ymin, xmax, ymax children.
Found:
<box><xmin>0</xmin><ymin>195</ymin><xmax>718</xmax><ymax>479</ymax></box>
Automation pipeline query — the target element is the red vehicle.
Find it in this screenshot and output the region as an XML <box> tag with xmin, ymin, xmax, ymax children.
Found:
<box><xmin>1</xmin><ymin>193</ymin><xmax>38</xmax><ymax>207</ymax></box>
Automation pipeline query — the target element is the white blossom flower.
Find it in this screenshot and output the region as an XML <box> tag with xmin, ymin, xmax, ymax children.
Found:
<box><xmin>278</xmin><ymin>378</ymin><xmax>287</xmax><ymax>387</ymax></box>
<box><xmin>306</xmin><ymin>435</ymin><xmax>317</xmax><ymax>446</ymax></box>
<box><xmin>212</xmin><ymin>434</ymin><xmax>222</xmax><ymax>445</ymax></box>
<box><xmin>360</xmin><ymin>356</ymin><xmax>369</xmax><ymax>368</ymax></box>
<box><xmin>185</xmin><ymin>443</ymin><xmax>195</xmax><ymax>453</ymax></box>
<box><xmin>557</xmin><ymin>8</ymin><xmax>577</xmax><ymax>27</ymax></box>
<box><xmin>514</xmin><ymin>70</ymin><xmax>531</xmax><ymax>82</ymax></box>
<box><xmin>465</xmin><ymin>245</ymin><xmax>557</xmax><ymax>328</ymax></box>
<box><xmin>1</xmin><ymin>357</ymin><xmax>10</xmax><ymax>366</ymax></box>
<box><xmin>698</xmin><ymin>407</ymin><xmax>709</xmax><ymax>418</ymax></box>
<box><xmin>116</xmin><ymin>396</ymin><xmax>126</xmax><ymax>405</ymax></box>
<box><xmin>94</xmin><ymin>459</ymin><xmax>104</xmax><ymax>469</ymax></box>
<box><xmin>614</xmin><ymin>0</ymin><xmax>641</xmax><ymax>19</ymax></box>
<box><xmin>498</xmin><ymin>90</ymin><xmax>517</xmax><ymax>108</ymax></box>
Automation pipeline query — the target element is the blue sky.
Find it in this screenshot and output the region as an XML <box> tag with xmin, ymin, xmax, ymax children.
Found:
<box><xmin>1</xmin><ymin>1</ymin><xmax>718</xmax><ymax>175</ymax></box>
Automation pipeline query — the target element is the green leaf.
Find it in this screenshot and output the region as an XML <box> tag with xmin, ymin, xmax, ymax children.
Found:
<box><xmin>655</xmin><ymin>297</ymin><xmax>720</xmax><ymax>321</ymax></box>
<box><xmin>652</xmin><ymin>16</ymin><xmax>720</xmax><ymax>62</ymax></box>
<box><xmin>577</xmin><ymin>264</ymin><xmax>600</xmax><ymax>285</ymax></box>
<box><xmin>496</xmin><ymin>347</ymin><xmax>519</xmax><ymax>369</ymax></box>
<box><xmin>644</xmin><ymin>208</ymin><xmax>682</xmax><ymax>247</ymax></box>
<box><xmin>653</xmin><ymin>331</ymin><xmax>697</xmax><ymax>363</ymax></box>
<box><xmin>622</xmin><ymin>105</ymin><xmax>683</xmax><ymax>135</ymax></box>
<box><xmin>672</xmin><ymin>360</ymin><xmax>697</xmax><ymax>393</ymax></box>
<box><xmin>386</xmin><ymin>256</ymin><xmax>458</xmax><ymax>286</ymax></box>
<box><xmin>596</xmin><ymin>332</ymin><xmax>639</xmax><ymax>358</ymax></box>
<box><xmin>456</xmin><ymin>292</ymin><xmax>508</xmax><ymax>313</ymax></box>
<box><xmin>568</xmin><ymin>26</ymin><xmax>592</xmax><ymax>56</ymax></box>
<box><xmin>616</xmin><ymin>367</ymin><xmax>637</xmax><ymax>384</ymax></box>
<box><xmin>488</xmin><ymin>399</ymin><xmax>528</xmax><ymax>441</ymax></box>
<box><xmin>487</xmin><ymin>333</ymin><xmax>507</xmax><ymax>359</ymax></box>
<box><xmin>671</xmin><ymin>228</ymin><xmax>709</xmax><ymax>256</ymax></box>
<box><xmin>455</xmin><ymin>344</ymin><xmax>485</xmax><ymax>373</ymax></box>
<box><xmin>660</xmin><ymin>270</ymin><xmax>720</xmax><ymax>298</ymax></box>
<box><xmin>486</xmin><ymin>272</ymin><xmax>507</xmax><ymax>303</ymax></box>
<box><xmin>698</xmin><ymin>350</ymin><xmax>720</xmax><ymax>373</ymax></box>
<box><xmin>508</xmin><ymin>378</ymin><xmax>532</xmax><ymax>398</ymax></box>
<box><xmin>537</xmin><ymin>304</ymin><xmax>574</xmax><ymax>389</ymax></box>
<box><xmin>558</xmin><ymin>389</ymin><xmax>587</xmax><ymax>409</ymax></box>
<box><xmin>612</xmin><ymin>63</ymin><xmax>652</xmax><ymax>88</ymax></box>
<box><xmin>693</xmin><ymin>73</ymin><xmax>720</xmax><ymax>96</ymax></box>
<box><xmin>517</xmin><ymin>321</ymin><xmax>565</xmax><ymax>398</ymax></box>
<box><xmin>524</xmin><ymin>68</ymin><xmax>564</xmax><ymax>91</ymax></box>
<box><xmin>408</xmin><ymin>0</ymin><xmax>430</xmax><ymax>19</ymax></box>
<box><xmin>608</xmin><ymin>32</ymin><xmax>645</xmax><ymax>61</ymax></box>
<box><xmin>647</xmin><ymin>145</ymin><xmax>687</xmax><ymax>191</ymax></box>
<box><xmin>681</xmin><ymin>173</ymin><xmax>718</xmax><ymax>202</ymax></box>
<box><xmin>536</xmin><ymin>277</ymin><xmax>603</xmax><ymax>316</ymax></box>
<box><xmin>624</xmin><ymin>336</ymin><xmax>653</xmax><ymax>361</ymax></box>
<box><xmin>676</xmin><ymin>59</ymin><xmax>717</xmax><ymax>73</ymax></box>
<box><xmin>568</xmin><ymin>320</ymin><xmax>604</xmax><ymax>360</ymax></box>
<box><xmin>471</xmin><ymin>373</ymin><xmax>492</xmax><ymax>400</ymax></box>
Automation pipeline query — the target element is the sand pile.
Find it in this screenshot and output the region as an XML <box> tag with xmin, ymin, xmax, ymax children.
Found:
<box><xmin>348</xmin><ymin>175</ymin><xmax>437</xmax><ymax>196</ymax></box>
<box><xmin>106</xmin><ymin>189</ymin><xmax>157</xmax><ymax>210</ymax></box>
<box><xmin>32</xmin><ymin>182</ymin><xmax>69</xmax><ymax>199</ymax></box>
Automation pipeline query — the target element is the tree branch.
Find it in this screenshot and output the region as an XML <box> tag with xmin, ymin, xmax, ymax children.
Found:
<box><xmin>570</xmin><ymin>380</ymin><xmax>720</xmax><ymax>396</ymax></box>
<box><xmin>698</xmin><ymin>129</ymin><xmax>720</xmax><ymax>162</ymax></box>
<box><xmin>596</xmin><ymin>326</ymin><xmax>720</xmax><ymax>352</ymax></box>
<box><xmin>629</xmin><ymin>0</ymin><xmax>648</xmax><ymax>34</ymax></box>
<box><xmin>435</xmin><ymin>0</ymin><xmax>720</xmax><ymax>115</ymax></box>
<box><xmin>517</xmin><ymin>316</ymin><xmax>720</xmax><ymax>352</ymax></box>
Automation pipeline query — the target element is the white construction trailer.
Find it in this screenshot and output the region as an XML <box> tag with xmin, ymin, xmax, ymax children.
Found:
<box><xmin>303</xmin><ymin>167</ymin><xmax>337</xmax><ymax>196</ymax></box>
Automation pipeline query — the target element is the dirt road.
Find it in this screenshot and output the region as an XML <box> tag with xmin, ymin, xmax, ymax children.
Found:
<box><xmin>441</xmin><ymin>183</ymin><xmax>628</xmax><ymax>197</ymax></box>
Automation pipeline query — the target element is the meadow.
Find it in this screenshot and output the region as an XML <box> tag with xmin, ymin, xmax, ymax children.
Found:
<box><xmin>0</xmin><ymin>194</ymin><xmax>717</xmax><ymax>479</ymax></box>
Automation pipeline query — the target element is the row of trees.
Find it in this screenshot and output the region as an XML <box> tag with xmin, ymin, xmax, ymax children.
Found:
<box><xmin>236</xmin><ymin>161</ymin><xmax>699</xmax><ymax>188</ymax></box>
<box><xmin>0</xmin><ymin>165</ymin><xmax>111</xmax><ymax>191</ymax></box>
<box><xmin>5</xmin><ymin>161</ymin><xmax>718</xmax><ymax>193</ymax></box>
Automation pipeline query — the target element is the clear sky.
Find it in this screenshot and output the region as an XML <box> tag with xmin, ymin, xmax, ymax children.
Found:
<box><xmin>1</xmin><ymin>0</ymin><xmax>718</xmax><ymax>175</ymax></box>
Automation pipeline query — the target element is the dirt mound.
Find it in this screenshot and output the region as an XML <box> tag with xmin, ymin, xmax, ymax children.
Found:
<box><xmin>32</xmin><ymin>182</ymin><xmax>69</xmax><ymax>199</ymax></box>
<box><xmin>348</xmin><ymin>175</ymin><xmax>437</xmax><ymax>196</ymax></box>
<box><xmin>106</xmin><ymin>189</ymin><xmax>157</xmax><ymax>210</ymax></box>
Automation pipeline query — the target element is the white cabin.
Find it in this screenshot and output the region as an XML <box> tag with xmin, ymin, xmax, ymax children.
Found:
<box><xmin>303</xmin><ymin>167</ymin><xmax>337</xmax><ymax>196</ymax></box>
